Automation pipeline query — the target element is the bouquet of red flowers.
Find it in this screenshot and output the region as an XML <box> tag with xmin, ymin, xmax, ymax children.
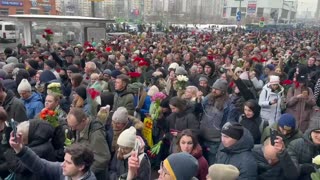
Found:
<box><xmin>40</xmin><ymin>108</ymin><xmax>59</xmax><ymax>128</ymax></box>
<box><xmin>128</xmin><ymin>72</ymin><xmax>141</xmax><ymax>83</ymax></box>
<box><xmin>84</xmin><ymin>41</ymin><xmax>96</xmax><ymax>60</ymax></box>
<box><xmin>42</xmin><ymin>28</ymin><xmax>54</xmax><ymax>42</ymax></box>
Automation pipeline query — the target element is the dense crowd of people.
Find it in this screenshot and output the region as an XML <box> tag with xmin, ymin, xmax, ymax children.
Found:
<box><xmin>0</xmin><ymin>26</ymin><xmax>320</xmax><ymax>180</ymax></box>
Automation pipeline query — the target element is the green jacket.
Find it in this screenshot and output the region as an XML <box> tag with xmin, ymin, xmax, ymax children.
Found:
<box><xmin>260</xmin><ymin>123</ymin><xmax>302</xmax><ymax>147</ymax></box>
<box><xmin>76</xmin><ymin>119</ymin><xmax>111</xmax><ymax>173</ymax></box>
<box><xmin>113</xmin><ymin>88</ymin><xmax>134</xmax><ymax>116</ymax></box>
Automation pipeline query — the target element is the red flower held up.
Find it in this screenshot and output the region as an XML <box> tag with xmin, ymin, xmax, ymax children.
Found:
<box><xmin>44</xmin><ymin>28</ymin><xmax>54</xmax><ymax>35</ymax></box>
<box><xmin>128</xmin><ymin>72</ymin><xmax>141</xmax><ymax>78</ymax></box>
<box><xmin>87</xmin><ymin>88</ymin><xmax>100</xmax><ymax>100</ymax></box>
<box><xmin>105</xmin><ymin>47</ymin><xmax>112</xmax><ymax>52</ymax></box>
<box><xmin>138</xmin><ymin>59</ymin><xmax>149</xmax><ymax>67</ymax></box>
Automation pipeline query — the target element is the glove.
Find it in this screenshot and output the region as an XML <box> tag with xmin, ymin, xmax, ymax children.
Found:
<box><xmin>300</xmin><ymin>163</ymin><xmax>316</xmax><ymax>175</ymax></box>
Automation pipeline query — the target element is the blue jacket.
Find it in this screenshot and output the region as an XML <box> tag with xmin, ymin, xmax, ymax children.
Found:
<box><xmin>17</xmin><ymin>146</ymin><xmax>96</xmax><ymax>180</ymax></box>
<box><xmin>216</xmin><ymin>128</ymin><xmax>257</xmax><ymax>180</ymax></box>
<box><xmin>22</xmin><ymin>92</ymin><xmax>44</xmax><ymax>119</ymax></box>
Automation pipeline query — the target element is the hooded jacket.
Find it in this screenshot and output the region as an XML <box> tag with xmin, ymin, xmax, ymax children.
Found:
<box><xmin>259</xmin><ymin>83</ymin><xmax>285</xmax><ymax>126</ymax></box>
<box><xmin>215</xmin><ymin>128</ymin><xmax>257</xmax><ymax>180</ymax></box>
<box><xmin>22</xmin><ymin>92</ymin><xmax>44</xmax><ymax>119</ymax></box>
<box><xmin>239</xmin><ymin>100</ymin><xmax>267</xmax><ymax>144</ymax></box>
<box><xmin>113</xmin><ymin>88</ymin><xmax>135</xmax><ymax>116</ymax></box>
<box><xmin>4</xmin><ymin>120</ymin><xmax>55</xmax><ymax>180</ymax></box>
<box><xmin>287</xmin><ymin>112</ymin><xmax>320</xmax><ymax>176</ymax></box>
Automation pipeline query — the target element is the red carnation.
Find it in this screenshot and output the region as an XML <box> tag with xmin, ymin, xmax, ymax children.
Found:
<box><xmin>133</xmin><ymin>57</ymin><xmax>142</xmax><ymax>63</ymax></box>
<box><xmin>42</xmin><ymin>34</ymin><xmax>46</xmax><ymax>38</ymax></box>
<box><xmin>84</xmin><ymin>41</ymin><xmax>92</xmax><ymax>48</ymax></box>
<box><xmin>252</xmin><ymin>57</ymin><xmax>259</xmax><ymax>62</ymax></box>
<box><xmin>87</xmin><ymin>88</ymin><xmax>100</xmax><ymax>100</ymax></box>
<box><xmin>138</xmin><ymin>60</ymin><xmax>149</xmax><ymax>67</ymax></box>
<box><xmin>260</xmin><ymin>58</ymin><xmax>267</xmax><ymax>62</ymax></box>
<box><xmin>85</xmin><ymin>46</ymin><xmax>95</xmax><ymax>53</ymax></box>
<box><xmin>128</xmin><ymin>72</ymin><xmax>141</xmax><ymax>78</ymax></box>
<box><xmin>44</xmin><ymin>28</ymin><xmax>54</xmax><ymax>35</ymax></box>
<box><xmin>105</xmin><ymin>47</ymin><xmax>112</xmax><ymax>52</ymax></box>
<box><xmin>281</xmin><ymin>79</ymin><xmax>293</xmax><ymax>85</ymax></box>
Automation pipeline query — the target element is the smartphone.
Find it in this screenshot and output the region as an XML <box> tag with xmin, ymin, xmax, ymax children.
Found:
<box><xmin>134</xmin><ymin>140</ymin><xmax>139</xmax><ymax>152</ymax></box>
<box><xmin>10</xmin><ymin>119</ymin><xmax>17</xmax><ymax>142</ymax></box>
<box><xmin>270</xmin><ymin>128</ymin><xmax>278</xmax><ymax>146</ymax></box>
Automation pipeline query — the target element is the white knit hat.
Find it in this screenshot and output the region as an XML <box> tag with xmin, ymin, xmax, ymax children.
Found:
<box><xmin>269</xmin><ymin>75</ymin><xmax>280</xmax><ymax>85</ymax></box>
<box><xmin>147</xmin><ymin>85</ymin><xmax>159</xmax><ymax>97</ymax></box>
<box><xmin>168</xmin><ymin>62</ymin><xmax>179</xmax><ymax>71</ymax></box>
<box><xmin>117</xmin><ymin>126</ymin><xmax>136</xmax><ymax>148</ymax></box>
<box><xmin>112</xmin><ymin>107</ymin><xmax>129</xmax><ymax>123</ymax></box>
<box><xmin>17</xmin><ymin>79</ymin><xmax>31</xmax><ymax>93</ymax></box>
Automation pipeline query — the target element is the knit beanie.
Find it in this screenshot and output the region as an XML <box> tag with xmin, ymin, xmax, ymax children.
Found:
<box><xmin>221</xmin><ymin>122</ymin><xmax>244</xmax><ymax>140</ymax></box>
<box><xmin>168</xmin><ymin>62</ymin><xmax>179</xmax><ymax>70</ymax></box>
<box><xmin>44</xmin><ymin>60</ymin><xmax>56</xmax><ymax>69</ymax></box>
<box><xmin>269</xmin><ymin>75</ymin><xmax>280</xmax><ymax>85</ymax></box>
<box><xmin>163</xmin><ymin>152</ymin><xmax>198</xmax><ymax>180</ymax></box>
<box><xmin>74</xmin><ymin>86</ymin><xmax>87</xmax><ymax>100</ymax></box>
<box><xmin>67</xmin><ymin>65</ymin><xmax>80</xmax><ymax>73</ymax></box>
<box><xmin>278</xmin><ymin>113</ymin><xmax>296</xmax><ymax>130</ymax></box>
<box><xmin>17</xmin><ymin>79</ymin><xmax>31</xmax><ymax>93</ymax></box>
<box><xmin>208</xmin><ymin>164</ymin><xmax>240</xmax><ymax>180</ymax></box>
<box><xmin>212</xmin><ymin>79</ymin><xmax>228</xmax><ymax>92</ymax></box>
<box><xmin>265</xmin><ymin>64</ymin><xmax>275</xmax><ymax>71</ymax></box>
<box><xmin>103</xmin><ymin>69</ymin><xmax>112</xmax><ymax>75</ymax></box>
<box><xmin>117</xmin><ymin>126</ymin><xmax>136</xmax><ymax>148</ymax></box>
<box><xmin>147</xmin><ymin>85</ymin><xmax>159</xmax><ymax>97</ymax></box>
<box><xmin>175</xmin><ymin>67</ymin><xmax>187</xmax><ymax>75</ymax></box>
<box><xmin>112</xmin><ymin>107</ymin><xmax>129</xmax><ymax>123</ymax></box>
<box><xmin>111</xmin><ymin>70</ymin><xmax>122</xmax><ymax>78</ymax></box>
<box><xmin>6</xmin><ymin>57</ymin><xmax>18</xmax><ymax>64</ymax></box>
<box><xmin>27</xmin><ymin>60</ymin><xmax>39</xmax><ymax>70</ymax></box>
<box><xmin>199</xmin><ymin>75</ymin><xmax>208</xmax><ymax>82</ymax></box>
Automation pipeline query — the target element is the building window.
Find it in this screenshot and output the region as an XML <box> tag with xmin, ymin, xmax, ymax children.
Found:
<box><xmin>257</xmin><ymin>8</ymin><xmax>264</xmax><ymax>17</ymax></box>
<box><xmin>16</xmin><ymin>9</ymin><xmax>24</xmax><ymax>14</ymax></box>
<box><xmin>0</xmin><ymin>8</ymin><xmax>9</xmax><ymax>16</ymax></box>
<box><xmin>241</xmin><ymin>7</ymin><xmax>246</xmax><ymax>12</ymax></box>
<box><xmin>30</xmin><ymin>9</ymin><xmax>39</xmax><ymax>14</ymax></box>
<box><xmin>231</xmin><ymin>7</ymin><xmax>237</xmax><ymax>16</ymax></box>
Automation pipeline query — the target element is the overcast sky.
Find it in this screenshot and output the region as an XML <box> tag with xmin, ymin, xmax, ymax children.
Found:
<box><xmin>298</xmin><ymin>0</ymin><xmax>317</xmax><ymax>13</ymax></box>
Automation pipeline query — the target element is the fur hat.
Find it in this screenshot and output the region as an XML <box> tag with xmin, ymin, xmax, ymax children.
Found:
<box><xmin>208</xmin><ymin>164</ymin><xmax>240</xmax><ymax>180</ymax></box>
<box><xmin>117</xmin><ymin>126</ymin><xmax>136</xmax><ymax>148</ymax></box>
<box><xmin>17</xmin><ymin>79</ymin><xmax>31</xmax><ymax>93</ymax></box>
<box><xmin>112</xmin><ymin>107</ymin><xmax>129</xmax><ymax>123</ymax></box>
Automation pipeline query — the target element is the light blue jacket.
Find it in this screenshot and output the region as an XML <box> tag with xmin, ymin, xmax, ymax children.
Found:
<box><xmin>22</xmin><ymin>92</ymin><xmax>44</xmax><ymax>119</ymax></box>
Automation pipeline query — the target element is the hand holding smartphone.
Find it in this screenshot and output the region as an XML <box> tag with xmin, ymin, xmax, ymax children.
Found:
<box><xmin>270</xmin><ymin>128</ymin><xmax>279</xmax><ymax>146</ymax></box>
<box><xmin>10</xmin><ymin>119</ymin><xmax>17</xmax><ymax>143</ymax></box>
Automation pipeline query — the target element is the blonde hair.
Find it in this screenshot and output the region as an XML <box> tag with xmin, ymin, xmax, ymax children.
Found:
<box><xmin>90</xmin><ymin>73</ymin><xmax>99</xmax><ymax>80</ymax></box>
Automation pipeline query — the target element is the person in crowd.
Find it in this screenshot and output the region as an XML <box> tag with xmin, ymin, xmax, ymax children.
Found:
<box><xmin>287</xmin><ymin>112</ymin><xmax>320</xmax><ymax>180</ymax></box>
<box><xmin>206</xmin><ymin>164</ymin><xmax>240</xmax><ymax>180</ymax></box>
<box><xmin>198</xmin><ymin>76</ymin><xmax>211</xmax><ymax>96</ymax></box>
<box><xmin>109</xmin><ymin>126</ymin><xmax>151</xmax><ymax>180</ymax></box>
<box><xmin>176</xmin><ymin>129</ymin><xmax>208</xmax><ymax>180</ymax></box>
<box><xmin>182</xmin><ymin>86</ymin><xmax>199</xmax><ymax>103</ymax></box>
<box><xmin>4</xmin><ymin>119</ymin><xmax>55</xmax><ymax>180</ymax></box>
<box><xmin>167</xmin><ymin>97</ymin><xmax>199</xmax><ymax>153</ymax></box>
<box><xmin>44</xmin><ymin>60</ymin><xmax>60</xmax><ymax>80</ymax></box>
<box><xmin>9</xmin><ymin>135</ymin><xmax>96</xmax><ymax>180</ymax></box>
<box><xmin>253</xmin><ymin>137</ymin><xmax>299</xmax><ymax>180</ymax></box>
<box><xmin>105</xmin><ymin>107</ymin><xmax>144</xmax><ymax>157</ymax></box>
<box><xmin>239</xmin><ymin>99</ymin><xmax>268</xmax><ymax>144</ymax></box>
<box><xmin>197</xmin><ymin>79</ymin><xmax>236</xmax><ymax>165</ymax></box>
<box><xmin>18</xmin><ymin>79</ymin><xmax>44</xmax><ymax>119</ymax></box>
<box><xmin>261</xmin><ymin>113</ymin><xmax>302</xmax><ymax>146</ymax></box>
<box><xmin>215</xmin><ymin>122</ymin><xmax>257</xmax><ymax>180</ymax></box>
<box><xmin>128</xmin><ymin>152</ymin><xmax>199</xmax><ymax>180</ymax></box>
<box><xmin>66</xmin><ymin>107</ymin><xmax>111</xmax><ymax>179</ymax></box>
<box><xmin>112</xmin><ymin>74</ymin><xmax>134</xmax><ymax>116</ymax></box>
<box><xmin>73</xmin><ymin>86</ymin><xmax>92</xmax><ymax>115</ymax></box>
<box><xmin>83</xmin><ymin>62</ymin><xmax>97</xmax><ymax>86</ymax></box>
<box><xmin>286</xmin><ymin>74</ymin><xmax>316</xmax><ymax>132</ymax></box>
<box><xmin>203</xmin><ymin>61</ymin><xmax>218</xmax><ymax>86</ymax></box>
<box><xmin>259</xmin><ymin>75</ymin><xmax>285</xmax><ymax>126</ymax></box>
<box><xmin>128</xmin><ymin>82</ymin><xmax>151</xmax><ymax>121</ymax></box>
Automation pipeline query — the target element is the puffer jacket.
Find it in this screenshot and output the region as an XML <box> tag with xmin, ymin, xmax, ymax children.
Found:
<box><xmin>259</xmin><ymin>84</ymin><xmax>285</xmax><ymax>126</ymax></box>
<box><xmin>287</xmin><ymin>112</ymin><xmax>320</xmax><ymax>171</ymax></box>
<box><xmin>190</xmin><ymin>145</ymin><xmax>208</xmax><ymax>180</ymax></box>
<box><xmin>253</xmin><ymin>145</ymin><xmax>299</xmax><ymax>180</ymax></box>
<box><xmin>286</xmin><ymin>86</ymin><xmax>316</xmax><ymax>132</ymax></box>
<box><xmin>113</xmin><ymin>88</ymin><xmax>134</xmax><ymax>116</ymax></box>
<box><xmin>4</xmin><ymin>120</ymin><xmax>55</xmax><ymax>180</ymax></box>
<box><xmin>215</xmin><ymin>128</ymin><xmax>257</xmax><ymax>180</ymax></box>
<box><xmin>22</xmin><ymin>92</ymin><xmax>44</xmax><ymax>119</ymax></box>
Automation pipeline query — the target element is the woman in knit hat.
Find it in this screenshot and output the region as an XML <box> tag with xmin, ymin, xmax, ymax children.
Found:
<box><xmin>259</xmin><ymin>75</ymin><xmax>285</xmax><ymax>126</ymax></box>
<box><xmin>109</xmin><ymin>126</ymin><xmax>151</xmax><ymax>180</ymax></box>
<box><xmin>176</xmin><ymin>129</ymin><xmax>208</xmax><ymax>180</ymax></box>
<box><xmin>72</xmin><ymin>86</ymin><xmax>89</xmax><ymax>114</ymax></box>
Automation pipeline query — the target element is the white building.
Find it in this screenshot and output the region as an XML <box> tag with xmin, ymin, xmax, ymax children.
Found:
<box><xmin>222</xmin><ymin>0</ymin><xmax>298</xmax><ymax>24</ymax></box>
